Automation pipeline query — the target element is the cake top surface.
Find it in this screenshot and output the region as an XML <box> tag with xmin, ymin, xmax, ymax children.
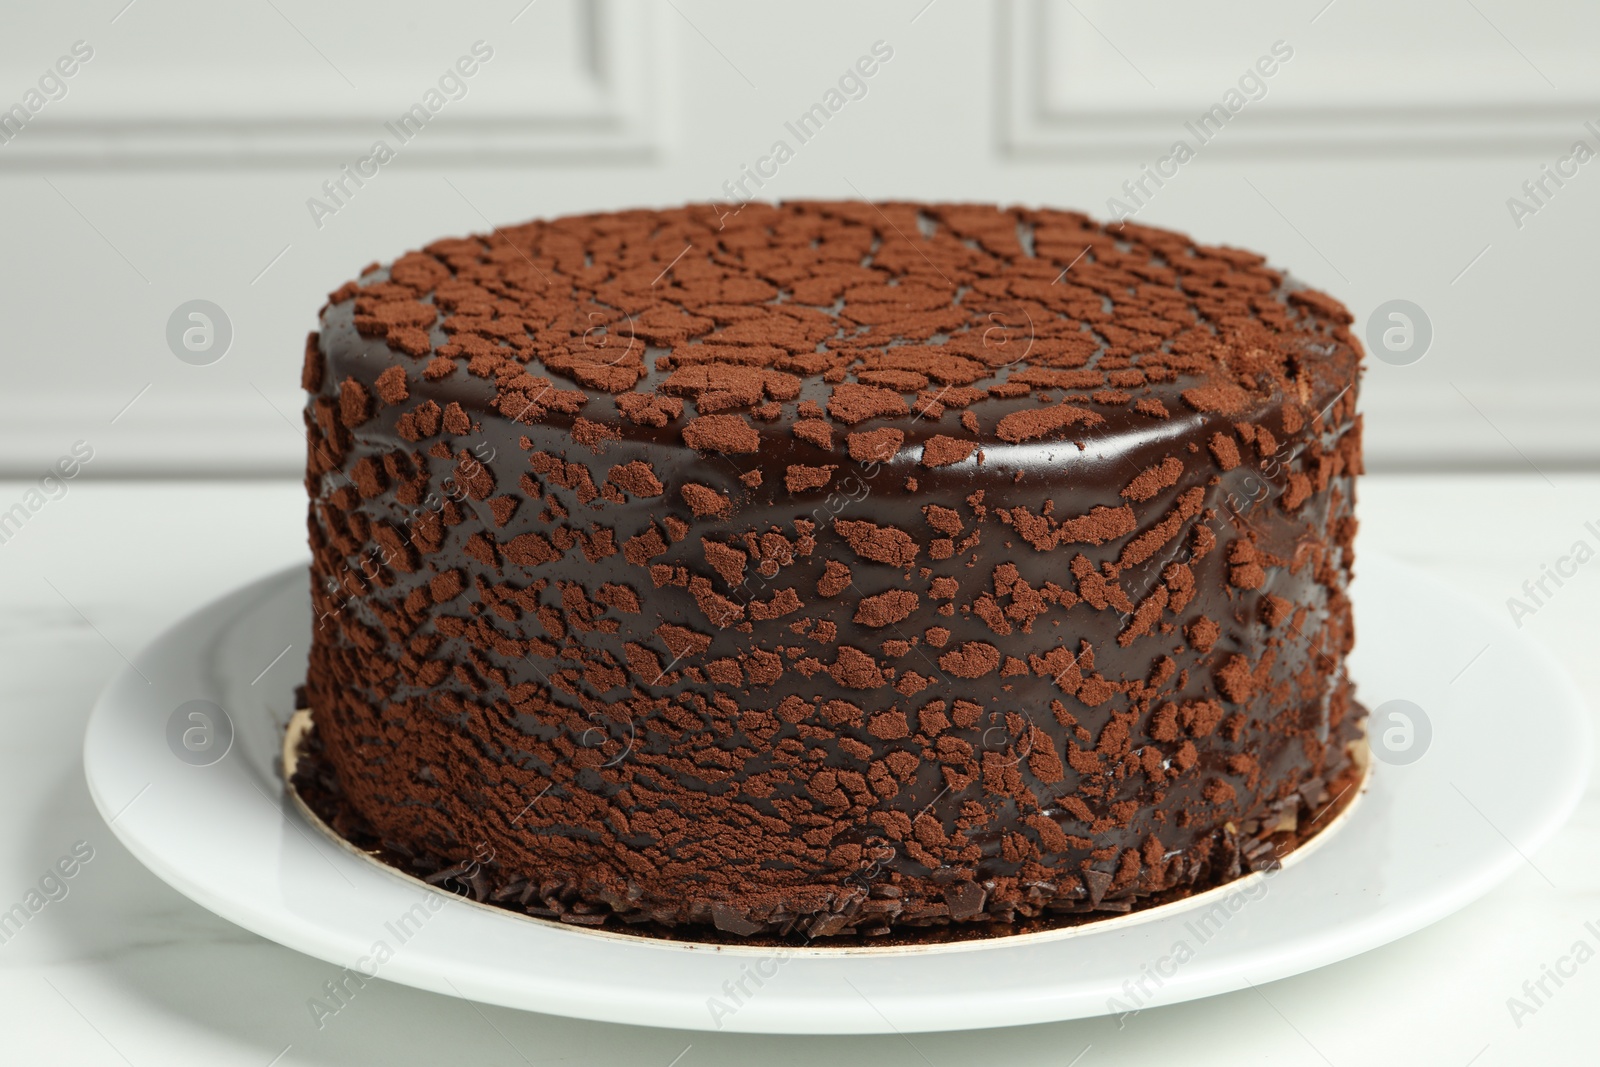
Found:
<box><xmin>323</xmin><ymin>200</ymin><xmax>1358</xmax><ymax>462</ymax></box>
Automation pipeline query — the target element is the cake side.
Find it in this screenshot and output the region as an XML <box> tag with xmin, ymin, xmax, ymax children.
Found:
<box><xmin>298</xmin><ymin>202</ymin><xmax>1365</xmax><ymax>939</ymax></box>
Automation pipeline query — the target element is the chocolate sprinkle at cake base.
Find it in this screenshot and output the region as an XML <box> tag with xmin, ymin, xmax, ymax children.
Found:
<box><xmin>294</xmin><ymin>201</ymin><xmax>1366</xmax><ymax>942</ymax></box>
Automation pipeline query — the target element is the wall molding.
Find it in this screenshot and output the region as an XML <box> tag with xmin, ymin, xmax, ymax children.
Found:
<box><xmin>998</xmin><ymin>0</ymin><xmax>1600</xmax><ymax>159</ymax></box>
<box><xmin>0</xmin><ymin>0</ymin><xmax>658</xmax><ymax>169</ymax></box>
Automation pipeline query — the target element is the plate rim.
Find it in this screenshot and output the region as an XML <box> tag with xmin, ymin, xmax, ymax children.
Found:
<box><xmin>83</xmin><ymin>551</ymin><xmax>1594</xmax><ymax>1034</ymax></box>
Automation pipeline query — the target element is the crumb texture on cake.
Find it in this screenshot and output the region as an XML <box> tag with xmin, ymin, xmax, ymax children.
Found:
<box><xmin>298</xmin><ymin>201</ymin><xmax>1365</xmax><ymax>940</ymax></box>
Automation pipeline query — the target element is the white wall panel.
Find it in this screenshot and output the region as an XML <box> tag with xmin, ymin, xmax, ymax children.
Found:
<box><xmin>0</xmin><ymin>0</ymin><xmax>659</xmax><ymax>165</ymax></box>
<box><xmin>1003</xmin><ymin>0</ymin><xmax>1600</xmax><ymax>155</ymax></box>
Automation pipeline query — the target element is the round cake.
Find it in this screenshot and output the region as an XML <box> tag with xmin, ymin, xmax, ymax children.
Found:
<box><xmin>294</xmin><ymin>200</ymin><xmax>1365</xmax><ymax>941</ymax></box>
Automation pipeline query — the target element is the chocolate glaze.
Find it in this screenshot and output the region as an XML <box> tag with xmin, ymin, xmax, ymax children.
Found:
<box><xmin>297</xmin><ymin>202</ymin><xmax>1365</xmax><ymax>940</ymax></box>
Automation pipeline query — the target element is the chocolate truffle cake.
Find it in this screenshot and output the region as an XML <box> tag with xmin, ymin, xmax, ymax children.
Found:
<box><xmin>295</xmin><ymin>201</ymin><xmax>1365</xmax><ymax>941</ymax></box>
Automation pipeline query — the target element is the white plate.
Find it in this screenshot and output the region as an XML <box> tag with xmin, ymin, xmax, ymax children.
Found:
<box><xmin>83</xmin><ymin>552</ymin><xmax>1590</xmax><ymax>1034</ymax></box>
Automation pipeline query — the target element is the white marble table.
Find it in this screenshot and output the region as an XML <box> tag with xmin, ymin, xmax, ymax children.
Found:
<box><xmin>1</xmin><ymin>474</ymin><xmax>1594</xmax><ymax>1065</ymax></box>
